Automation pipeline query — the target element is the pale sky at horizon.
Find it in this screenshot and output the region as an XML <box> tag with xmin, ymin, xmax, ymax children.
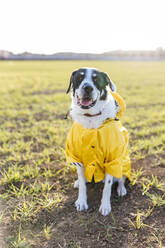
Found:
<box><xmin>0</xmin><ymin>0</ymin><xmax>165</xmax><ymax>54</ymax></box>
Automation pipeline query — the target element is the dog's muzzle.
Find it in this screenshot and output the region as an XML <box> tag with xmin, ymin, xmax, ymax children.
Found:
<box><xmin>83</xmin><ymin>84</ymin><xmax>93</xmax><ymax>94</ymax></box>
<box><xmin>77</xmin><ymin>96</ymin><xmax>97</xmax><ymax>109</ymax></box>
<box><xmin>76</xmin><ymin>83</ymin><xmax>97</xmax><ymax>109</ymax></box>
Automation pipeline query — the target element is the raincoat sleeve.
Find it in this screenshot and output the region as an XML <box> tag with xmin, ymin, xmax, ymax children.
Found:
<box><xmin>103</xmin><ymin>123</ymin><xmax>130</xmax><ymax>179</ymax></box>
<box><xmin>65</xmin><ymin>125</ymin><xmax>82</xmax><ymax>165</ymax></box>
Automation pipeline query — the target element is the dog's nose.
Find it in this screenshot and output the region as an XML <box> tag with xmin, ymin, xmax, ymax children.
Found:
<box><xmin>83</xmin><ymin>84</ymin><xmax>93</xmax><ymax>94</ymax></box>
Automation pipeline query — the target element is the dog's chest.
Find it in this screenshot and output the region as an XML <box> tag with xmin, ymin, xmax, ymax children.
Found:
<box><xmin>76</xmin><ymin>125</ymin><xmax>106</xmax><ymax>166</ymax></box>
<box><xmin>81</xmin><ymin>129</ymin><xmax>98</xmax><ymax>155</ymax></box>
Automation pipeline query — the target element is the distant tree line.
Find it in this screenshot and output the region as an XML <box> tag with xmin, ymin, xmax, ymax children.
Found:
<box><xmin>0</xmin><ymin>48</ymin><xmax>165</xmax><ymax>60</ymax></box>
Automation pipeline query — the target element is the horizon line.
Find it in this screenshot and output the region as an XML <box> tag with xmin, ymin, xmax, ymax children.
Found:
<box><xmin>0</xmin><ymin>47</ymin><xmax>165</xmax><ymax>55</ymax></box>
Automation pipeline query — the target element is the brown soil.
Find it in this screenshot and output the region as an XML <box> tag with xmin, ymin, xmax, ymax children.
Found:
<box><xmin>1</xmin><ymin>154</ymin><xmax>165</xmax><ymax>248</ymax></box>
<box><xmin>0</xmin><ymin>201</ymin><xmax>8</xmax><ymax>248</ymax></box>
<box><xmin>18</xmin><ymin>159</ymin><xmax>165</xmax><ymax>248</ymax></box>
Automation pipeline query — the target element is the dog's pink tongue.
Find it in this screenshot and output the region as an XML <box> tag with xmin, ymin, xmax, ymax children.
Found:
<box><xmin>80</xmin><ymin>99</ymin><xmax>93</xmax><ymax>106</ymax></box>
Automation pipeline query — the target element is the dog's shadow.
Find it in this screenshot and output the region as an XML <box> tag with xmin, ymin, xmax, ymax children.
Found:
<box><xmin>62</xmin><ymin>179</ymin><xmax>131</xmax><ymax>214</ymax></box>
<box><xmin>85</xmin><ymin>180</ymin><xmax>129</xmax><ymax>210</ymax></box>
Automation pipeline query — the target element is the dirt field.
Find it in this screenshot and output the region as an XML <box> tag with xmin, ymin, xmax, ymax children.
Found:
<box><xmin>0</xmin><ymin>61</ymin><xmax>165</xmax><ymax>248</ymax></box>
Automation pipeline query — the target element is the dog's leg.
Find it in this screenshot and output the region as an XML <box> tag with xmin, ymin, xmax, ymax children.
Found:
<box><xmin>117</xmin><ymin>176</ymin><xmax>127</xmax><ymax>197</ymax></box>
<box><xmin>75</xmin><ymin>163</ymin><xmax>88</xmax><ymax>211</ymax></box>
<box><xmin>74</xmin><ymin>179</ymin><xmax>79</xmax><ymax>189</ymax></box>
<box><xmin>74</xmin><ymin>177</ymin><xmax>88</xmax><ymax>188</ymax></box>
<box><xmin>71</xmin><ymin>162</ymin><xmax>85</xmax><ymax>189</ymax></box>
<box><xmin>99</xmin><ymin>173</ymin><xmax>113</xmax><ymax>216</ymax></box>
<box><xmin>74</xmin><ymin>179</ymin><xmax>88</xmax><ymax>188</ymax></box>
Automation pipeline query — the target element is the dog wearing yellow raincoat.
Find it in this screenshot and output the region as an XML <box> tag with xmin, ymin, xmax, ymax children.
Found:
<box><xmin>66</xmin><ymin>68</ymin><xmax>131</xmax><ymax>216</ymax></box>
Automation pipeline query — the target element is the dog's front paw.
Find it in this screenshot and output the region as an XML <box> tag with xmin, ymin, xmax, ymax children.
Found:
<box><xmin>99</xmin><ymin>201</ymin><xmax>111</xmax><ymax>216</ymax></box>
<box><xmin>75</xmin><ymin>198</ymin><xmax>88</xmax><ymax>211</ymax></box>
<box><xmin>117</xmin><ymin>184</ymin><xmax>127</xmax><ymax>197</ymax></box>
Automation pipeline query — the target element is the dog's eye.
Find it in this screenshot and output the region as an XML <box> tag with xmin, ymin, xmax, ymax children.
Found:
<box><xmin>75</xmin><ymin>73</ymin><xmax>84</xmax><ymax>84</ymax></box>
<box><xmin>78</xmin><ymin>75</ymin><xmax>83</xmax><ymax>81</ymax></box>
<box><xmin>92</xmin><ymin>73</ymin><xmax>97</xmax><ymax>82</ymax></box>
<box><xmin>79</xmin><ymin>72</ymin><xmax>84</xmax><ymax>80</ymax></box>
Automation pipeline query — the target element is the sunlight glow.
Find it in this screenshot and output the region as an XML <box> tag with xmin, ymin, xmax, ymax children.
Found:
<box><xmin>0</xmin><ymin>0</ymin><xmax>165</xmax><ymax>53</ymax></box>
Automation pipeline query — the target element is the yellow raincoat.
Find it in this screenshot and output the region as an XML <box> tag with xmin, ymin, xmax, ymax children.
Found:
<box><xmin>65</xmin><ymin>92</ymin><xmax>131</xmax><ymax>183</ymax></box>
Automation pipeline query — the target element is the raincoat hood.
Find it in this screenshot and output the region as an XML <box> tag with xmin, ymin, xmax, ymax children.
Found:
<box><xmin>111</xmin><ymin>92</ymin><xmax>126</xmax><ymax>119</ymax></box>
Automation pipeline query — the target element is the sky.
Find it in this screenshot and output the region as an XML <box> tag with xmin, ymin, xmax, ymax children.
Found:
<box><xmin>0</xmin><ymin>0</ymin><xmax>165</xmax><ymax>54</ymax></box>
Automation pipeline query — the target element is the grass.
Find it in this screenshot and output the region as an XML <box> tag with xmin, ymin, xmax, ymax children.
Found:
<box><xmin>0</xmin><ymin>61</ymin><xmax>165</xmax><ymax>247</ymax></box>
<box><xmin>7</xmin><ymin>225</ymin><xmax>29</xmax><ymax>248</ymax></box>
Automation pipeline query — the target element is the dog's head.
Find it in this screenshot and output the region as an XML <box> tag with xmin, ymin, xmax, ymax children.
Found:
<box><xmin>66</xmin><ymin>68</ymin><xmax>116</xmax><ymax>109</ymax></box>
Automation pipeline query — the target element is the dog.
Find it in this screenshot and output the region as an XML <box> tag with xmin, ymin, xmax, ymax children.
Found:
<box><xmin>65</xmin><ymin>68</ymin><xmax>131</xmax><ymax>216</ymax></box>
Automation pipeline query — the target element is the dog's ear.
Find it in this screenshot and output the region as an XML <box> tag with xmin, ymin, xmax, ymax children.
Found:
<box><xmin>102</xmin><ymin>72</ymin><xmax>116</xmax><ymax>92</ymax></box>
<box><xmin>109</xmin><ymin>80</ymin><xmax>116</xmax><ymax>92</ymax></box>
<box><xmin>66</xmin><ymin>70</ymin><xmax>77</xmax><ymax>94</ymax></box>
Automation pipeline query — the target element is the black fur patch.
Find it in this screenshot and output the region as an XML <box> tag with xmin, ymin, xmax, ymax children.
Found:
<box><xmin>72</xmin><ymin>69</ymin><xmax>85</xmax><ymax>96</ymax></box>
<box><xmin>100</xmin><ymin>89</ymin><xmax>107</xmax><ymax>100</ymax></box>
<box><xmin>67</xmin><ymin>69</ymin><xmax>86</xmax><ymax>95</ymax></box>
<box><xmin>115</xmin><ymin>100</ymin><xmax>118</xmax><ymax>108</ymax></box>
<box><xmin>92</xmin><ymin>71</ymin><xmax>110</xmax><ymax>101</ymax></box>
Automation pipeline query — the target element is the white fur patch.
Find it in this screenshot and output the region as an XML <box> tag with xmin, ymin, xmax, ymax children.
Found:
<box><xmin>120</xmin><ymin>126</ymin><xmax>126</xmax><ymax>132</ymax></box>
<box><xmin>74</xmin><ymin>69</ymin><xmax>98</xmax><ymax>104</ymax></box>
<box><xmin>70</xmin><ymin>86</ymin><xmax>118</xmax><ymax>129</ymax></box>
<box><xmin>99</xmin><ymin>173</ymin><xmax>113</xmax><ymax>216</ymax></box>
<box><xmin>75</xmin><ymin>164</ymin><xmax>88</xmax><ymax>211</ymax></box>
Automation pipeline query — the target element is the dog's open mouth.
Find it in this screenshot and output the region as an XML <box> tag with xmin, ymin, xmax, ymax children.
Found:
<box><xmin>77</xmin><ymin>96</ymin><xmax>96</xmax><ymax>109</ymax></box>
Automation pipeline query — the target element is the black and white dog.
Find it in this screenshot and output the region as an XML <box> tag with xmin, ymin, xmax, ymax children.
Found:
<box><xmin>66</xmin><ymin>68</ymin><xmax>129</xmax><ymax>216</ymax></box>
